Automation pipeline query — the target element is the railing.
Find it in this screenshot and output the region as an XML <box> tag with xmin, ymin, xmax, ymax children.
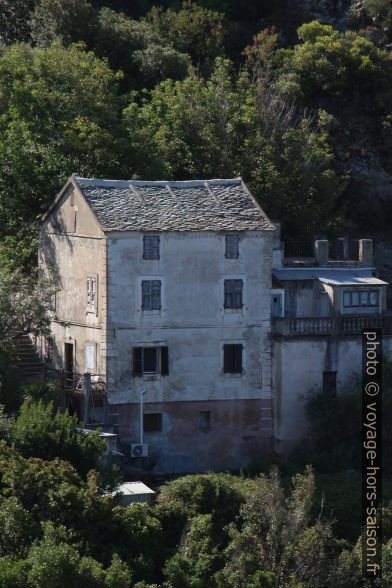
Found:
<box><xmin>329</xmin><ymin>239</ymin><xmax>359</xmax><ymax>261</ymax></box>
<box><xmin>44</xmin><ymin>367</ymin><xmax>106</xmax><ymax>396</ymax></box>
<box><xmin>273</xmin><ymin>314</ymin><xmax>392</xmax><ymax>336</ymax></box>
<box><xmin>284</xmin><ymin>239</ymin><xmax>314</xmax><ymax>258</ymax></box>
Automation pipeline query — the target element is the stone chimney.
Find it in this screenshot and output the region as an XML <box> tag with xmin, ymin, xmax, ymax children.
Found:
<box><xmin>315</xmin><ymin>240</ymin><xmax>329</xmax><ymax>265</ymax></box>
<box><xmin>359</xmin><ymin>239</ymin><xmax>372</xmax><ymax>264</ymax></box>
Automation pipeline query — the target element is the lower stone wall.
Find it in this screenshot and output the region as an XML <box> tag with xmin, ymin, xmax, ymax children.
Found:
<box><xmin>109</xmin><ymin>398</ymin><xmax>273</xmax><ymax>474</ymax></box>
<box><xmin>272</xmin><ymin>335</ymin><xmax>392</xmax><ymax>456</ymax></box>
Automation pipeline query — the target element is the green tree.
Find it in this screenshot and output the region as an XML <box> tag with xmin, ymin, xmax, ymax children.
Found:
<box><xmin>124</xmin><ymin>58</ymin><xmax>343</xmax><ymax>237</ymax></box>
<box><xmin>29</xmin><ymin>0</ymin><xmax>98</xmax><ymax>47</ymax></box>
<box><xmin>0</xmin><ymin>268</ymin><xmax>56</xmax><ymax>345</ymax></box>
<box><xmin>147</xmin><ymin>1</ymin><xmax>225</xmax><ymax>69</ymax></box>
<box><xmin>11</xmin><ymin>400</ymin><xmax>105</xmax><ymax>476</ymax></box>
<box><xmin>0</xmin><ymin>42</ymin><xmax>125</xmax><ymax>240</ymax></box>
<box><xmin>0</xmin><ymin>0</ymin><xmax>35</xmax><ymax>46</ymax></box>
<box><xmin>217</xmin><ymin>467</ymin><xmax>337</xmax><ymax>587</ymax></box>
<box><xmin>275</xmin><ymin>21</ymin><xmax>392</xmax><ymax>106</ymax></box>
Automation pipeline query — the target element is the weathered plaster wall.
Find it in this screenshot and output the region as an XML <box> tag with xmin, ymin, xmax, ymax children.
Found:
<box><xmin>39</xmin><ymin>183</ymin><xmax>107</xmax><ymax>375</ymax></box>
<box><xmin>105</xmin><ymin>230</ymin><xmax>273</xmax><ymax>470</ymax></box>
<box><xmin>272</xmin><ymin>336</ymin><xmax>392</xmax><ymax>454</ymax></box>
<box><xmin>112</xmin><ymin>399</ymin><xmax>273</xmax><ymax>473</ymax></box>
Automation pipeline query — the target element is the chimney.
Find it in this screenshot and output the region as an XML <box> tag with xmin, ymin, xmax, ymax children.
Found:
<box><xmin>359</xmin><ymin>239</ymin><xmax>372</xmax><ymax>264</ymax></box>
<box><xmin>315</xmin><ymin>240</ymin><xmax>329</xmax><ymax>265</ymax></box>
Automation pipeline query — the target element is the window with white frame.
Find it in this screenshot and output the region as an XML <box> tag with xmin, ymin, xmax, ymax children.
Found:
<box><xmin>142</xmin><ymin>280</ymin><xmax>161</xmax><ymax>310</ymax></box>
<box><xmin>143</xmin><ymin>235</ymin><xmax>160</xmax><ymax>259</ymax></box>
<box><xmin>133</xmin><ymin>346</ymin><xmax>169</xmax><ymax>376</ymax></box>
<box><xmin>87</xmin><ymin>277</ymin><xmax>96</xmax><ymax>311</ymax></box>
<box><xmin>225</xmin><ymin>235</ymin><xmax>239</xmax><ymax>258</ymax></box>
<box><xmin>343</xmin><ymin>289</ymin><xmax>379</xmax><ymax>308</ymax></box>
<box><xmin>224</xmin><ymin>279</ymin><xmax>243</xmax><ymax>309</ymax></box>
<box><xmin>85</xmin><ymin>343</ymin><xmax>95</xmax><ymax>371</ymax></box>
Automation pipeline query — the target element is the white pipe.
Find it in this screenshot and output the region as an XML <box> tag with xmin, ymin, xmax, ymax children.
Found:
<box><xmin>140</xmin><ymin>389</ymin><xmax>146</xmax><ymax>445</ymax></box>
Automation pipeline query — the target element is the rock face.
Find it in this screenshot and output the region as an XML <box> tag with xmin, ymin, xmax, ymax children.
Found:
<box><xmin>289</xmin><ymin>0</ymin><xmax>354</xmax><ymax>27</ymax></box>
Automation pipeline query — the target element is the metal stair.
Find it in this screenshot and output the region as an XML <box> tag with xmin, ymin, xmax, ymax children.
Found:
<box><xmin>13</xmin><ymin>335</ymin><xmax>45</xmax><ymax>385</ymax></box>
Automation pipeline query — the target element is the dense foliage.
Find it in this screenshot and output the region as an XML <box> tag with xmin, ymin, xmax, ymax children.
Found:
<box><xmin>1</xmin><ymin>0</ymin><xmax>392</xmax><ymax>268</ymax></box>
<box><xmin>0</xmin><ymin>405</ymin><xmax>391</xmax><ymax>587</ymax></box>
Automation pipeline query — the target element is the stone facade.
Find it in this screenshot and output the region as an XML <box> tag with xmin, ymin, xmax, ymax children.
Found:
<box><xmin>39</xmin><ymin>175</ymin><xmax>275</xmax><ymax>473</ymax></box>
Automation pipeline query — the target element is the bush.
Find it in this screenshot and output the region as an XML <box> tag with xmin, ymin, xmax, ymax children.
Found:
<box><xmin>11</xmin><ymin>400</ymin><xmax>105</xmax><ymax>476</ymax></box>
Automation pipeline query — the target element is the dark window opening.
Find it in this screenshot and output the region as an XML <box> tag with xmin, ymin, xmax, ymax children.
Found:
<box><xmin>224</xmin><ymin>279</ymin><xmax>243</xmax><ymax>309</ymax></box>
<box><xmin>142</xmin><ymin>280</ymin><xmax>161</xmax><ymax>310</ymax></box>
<box><xmin>225</xmin><ymin>235</ymin><xmax>239</xmax><ymax>258</ymax></box>
<box><xmin>144</xmin><ymin>413</ymin><xmax>162</xmax><ymax>432</ymax></box>
<box><xmin>323</xmin><ymin>371</ymin><xmax>337</xmax><ymax>397</ymax></box>
<box><xmin>143</xmin><ymin>347</ymin><xmax>158</xmax><ymax>373</ymax></box>
<box><xmin>223</xmin><ymin>344</ymin><xmax>243</xmax><ymax>374</ymax></box>
<box><xmin>133</xmin><ymin>346</ymin><xmax>169</xmax><ymax>376</ymax></box>
<box><xmin>198</xmin><ymin>411</ymin><xmax>211</xmax><ymax>432</ymax></box>
<box><xmin>143</xmin><ymin>235</ymin><xmax>160</xmax><ymax>259</ymax></box>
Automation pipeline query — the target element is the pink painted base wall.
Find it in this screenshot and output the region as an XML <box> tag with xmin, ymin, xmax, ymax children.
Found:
<box><xmin>109</xmin><ymin>398</ymin><xmax>273</xmax><ymax>473</ymax></box>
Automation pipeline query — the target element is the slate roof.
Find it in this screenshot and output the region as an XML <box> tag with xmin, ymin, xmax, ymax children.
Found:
<box><xmin>73</xmin><ymin>177</ymin><xmax>274</xmax><ymax>232</ymax></box>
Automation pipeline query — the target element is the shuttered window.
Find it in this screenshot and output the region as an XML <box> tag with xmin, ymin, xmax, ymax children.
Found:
<box><xmin>142</xmin><ymin>280</ymin><xmax>161</xmax><ymax>310</ymax></box>
<box><xmin>223</xmin><ymin>344</ymin><xmax>243</xmax><ymax>373</ymax></box>
<box><xmin>224</xmin><ymin>279</ymin><xmax>243</xmax><ymax>309</ymax></box>
<box><xmin>143</xmin><ymin>236</ymin><xmax>160</xmax><ymax>259</ymax></box>
<box><xmin>225</xmin><ymin>235</ymin><xmax>239</xmax><ymax>258</ymax></box>
<box><xmin>133</xmin><ymin>346</ymin><xmax>169</xmax><ymax>376</ymax></box>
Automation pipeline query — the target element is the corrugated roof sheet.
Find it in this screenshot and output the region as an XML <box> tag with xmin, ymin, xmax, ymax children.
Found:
<box><xmin>74</xmin><ymin>177</ymin><xmax>274</xmax><ymax>232</ymax></box>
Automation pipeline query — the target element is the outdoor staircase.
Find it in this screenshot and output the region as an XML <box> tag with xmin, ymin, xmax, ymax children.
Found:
<box><xmin>14</xmin><ymin>335</ymin><xmax>45</xmax><ymax>385</ymax></box>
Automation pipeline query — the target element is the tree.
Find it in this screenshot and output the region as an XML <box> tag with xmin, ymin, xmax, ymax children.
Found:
<box><xmin>95</xmin><ymin>7</ymin><xmax>190</xmax><ymax>87</ymax></box>
<box><xmin>29</xmin><ymin>0</ymin><xmax>98</xmax><ymax>47</ymax></box>
<box><xmin>217</xmin><ymin>467</ymin><xmax>337</xmax><ymax>587</ymax></box>
<box><xmin>0</xmin><ymin>42</ymin><xmax>126</xmax><ymax>241</ymax></box>
<box><xmin>10</xmin><ymin>400</ymin><xmax>105</xmax><ymax>476</ymax></box>
<box><xmin>124</xmin><ymin>58</ymin><xmax>343</xmax><ymax>237</ymax></box>
<box><xmin>0</xmin><ymin>0</ymin><xmax>35</xmax><ymax>46</ymax></box>
<box><xmin>146</xmin><ymin>1</ymin><xmax>226</xmax><ymax>69</ymax></box>
<box><xmin>0</xmin><ymin>269</ymin><xmax>56</xmax><ymax>346</ymax></box>
<box><xmin>275</xmin><ymin>21</ymin><xmax>392</xmax><ymax>106</ymax></box>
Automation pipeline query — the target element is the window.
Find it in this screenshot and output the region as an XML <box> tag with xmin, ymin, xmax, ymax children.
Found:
<box><xmin>323</xmin><ymin>371</ymin><xmax>337</xmax><ymax>397</ymax></box>
<box><xmin>144</xmin><ymin>413</ymin><xmax>162</xmax><ymax>432</ymax></box>
<box><xmin>87</xmin><ymin>277</ymin><xmax>96</xmax><ymax>311</ymax></box>
<box><xmin>143</xmin><ymin>235</ymin><xmax>160</xmax><ymax>259</ymax></box>
<box><xmin>343</xmin><ymin>289</ymin><xmax>379</xmax><ymax>307</ymax></box>
<box><xmin>223</xmin><ymin>344</ymin><xmax>243</xmax><ymax>374</ymax></box>
<box><xmin>225</xmin><ymin>235</ymin><xmax>239</xmax><ymax>258</ymax></box>
<box><xmin>133</xmin><ymin>346</ymin><xmax>169</xmax><ymax>376</ymax></box>
<box><xmin>198</xmin><ymin>411</ymin><xmax>211</xmax><ymax>432</ymax></box>
<box><xmin>142</xmin><ymin>280</ymin><xmax>161</xmax><ymax>310</ymax></box>
<box><xmin>85</xmin><ymin>343</ymin><xmax>95</xmax><ymax>371</ymax></box>
<box><xmin>224</xmin><ymin>279</ymin><xmax>243</xmax><ymax>309</ymax></box>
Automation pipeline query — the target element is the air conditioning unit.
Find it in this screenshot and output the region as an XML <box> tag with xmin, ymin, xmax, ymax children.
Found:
<box><xmin>130</xmin><ymin>443</ymin><xmax>149</xmax><ymax>458</ymax></box>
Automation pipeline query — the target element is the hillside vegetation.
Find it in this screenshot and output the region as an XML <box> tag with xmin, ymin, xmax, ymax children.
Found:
<box><xmin>0</xmin><ymin>0</ymin><xmax>391</xmax><ymax>267</ymax></box>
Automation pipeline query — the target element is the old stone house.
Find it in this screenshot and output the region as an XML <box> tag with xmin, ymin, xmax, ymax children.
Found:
<box><xmin>38</xmin><ymin>174</ymin><xmax>392</xmax><ymax>472</ymax></box>
<box><xmin>39</xmin><ymin>175</ymin><xmax>275</xmax><ymax>473</ymax></box>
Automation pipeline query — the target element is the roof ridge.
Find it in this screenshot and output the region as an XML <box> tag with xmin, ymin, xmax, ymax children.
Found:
<box><xmin>74</xmin><ymin>177</ymin><xmax>243</xmax><ymax>189</ymax></box>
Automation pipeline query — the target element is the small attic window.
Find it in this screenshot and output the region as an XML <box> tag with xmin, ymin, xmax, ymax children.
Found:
<box><xmin>70</xmin><ymin>190</ymin><xmax>74</xmax><ymax>206</ymax></box>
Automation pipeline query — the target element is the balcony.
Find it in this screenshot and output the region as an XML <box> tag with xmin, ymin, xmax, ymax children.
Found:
<box><xmin>273</xmin><ymin>314</ymin><xmax>392</xmax><ymax>337</ymax></box>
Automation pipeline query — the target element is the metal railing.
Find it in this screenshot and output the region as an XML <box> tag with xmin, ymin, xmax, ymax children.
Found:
<box><xmin>45</xmin><ymin>367</ymin><xmax>106</xmax><ymax>396</ymax></box>
<box><xmin>273</xmin><ymin>314</ymin><xmax>392</xmax><ymax>336</ymax></box>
